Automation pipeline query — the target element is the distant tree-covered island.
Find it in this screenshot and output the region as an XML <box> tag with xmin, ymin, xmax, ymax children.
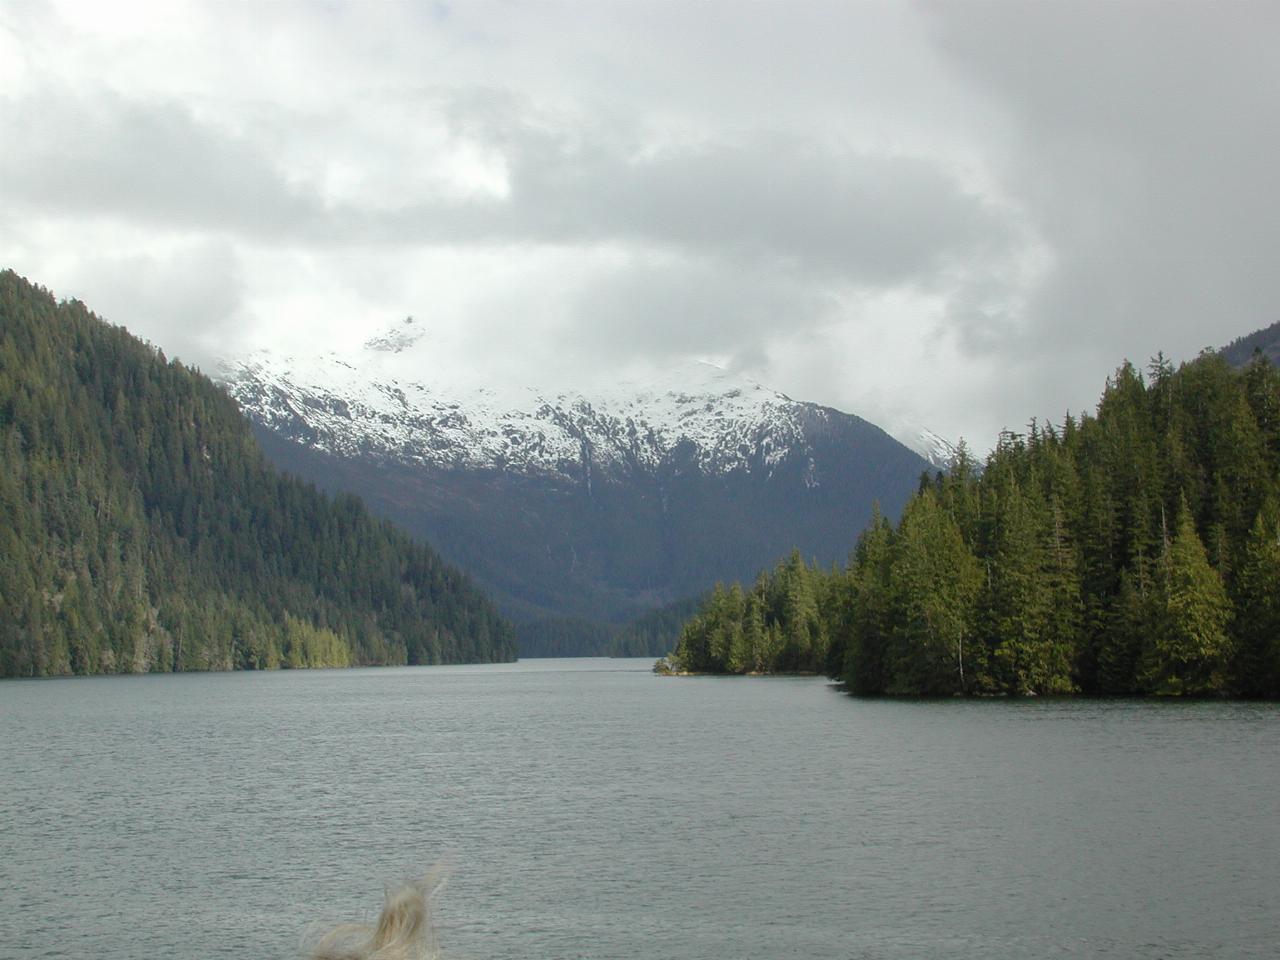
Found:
<box><xmin>0</xmin><ymin>270</ymin><xmax>516</xmax><ymax>677</ymax></box>
<box><xmin>660</xmin><ymin>350</ymin><xmax>1280</xmax><ymax>697</ymax></box>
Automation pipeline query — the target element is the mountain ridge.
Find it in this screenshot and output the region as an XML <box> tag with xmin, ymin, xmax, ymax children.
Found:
<box><xmin>1221</xmin><ymin>320</ymin><xmax>1280</xmax><ymax>368</ymax></box>
<box><xmin>220</xmin><ymin>347</ymin><xmax>893</xmax><ymax>483</ymax></box>
<box><xmin>219</xmin><ymin>328</ymin><xmax>935</xmax><ymax>642</ymax></box>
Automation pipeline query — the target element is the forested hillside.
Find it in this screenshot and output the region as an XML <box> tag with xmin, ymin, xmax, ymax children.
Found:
<box><xmin>664</xmin><ymin>350</ymin><xmax>1280</xmax><ymax>697</ymax></box>
<box><xmin>0</xmin><ymin>271</ymin><xmax>516</xmax><ymax>677</ymax></box>
<box><xmin>1221</xmin><ymin>322</ymin><xmax>1280</xmax><ymax>368</ymax></box>
<box><xmin>518</xmin><ymin>594</ymin><xmax>707</xmax><ymax>658</ymax></box>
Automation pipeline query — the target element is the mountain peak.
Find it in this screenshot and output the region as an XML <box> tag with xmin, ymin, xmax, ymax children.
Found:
<box><xmin>363</xmin><ymin>316</ymin><xmax>425</xmax><ymax>354</ymax></box>
<box><xmin>215</xmin><ymin>339</ymin><xmax>933</xmax><ymax>627</ymax></box>
<box><xmin>219</xmin><ymin>346</ymin><xmax>816</xmax><ymax>480</ymax></box>
<box><xmin>895</xmin><ymin>421</ymin><xmax>958</xmax><ymax>471</ymax></box>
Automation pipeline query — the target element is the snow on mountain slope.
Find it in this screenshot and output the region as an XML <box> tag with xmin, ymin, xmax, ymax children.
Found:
<box><xmin>217</xmin><ymin>319</ymin><xmax>943</xmax><ymax>628</ymax></box>
<box><xmin>218</xmin><ymin>332</ymin><xmax>829</xmax><ymax>482</ymax></box>
<box><xmin>897</xmin><ymin>422</ymin><xmax>959</xmax><ymax>471</ymax></box>
<box><xmin>218</xmin><ymin>317</ymin><xmax>956</xmax><ymax>490</ymax></box>
<box><xmin>362</xmin><ymin>315</ymin><xmax>426</xmax><ymax>354</ymax></box>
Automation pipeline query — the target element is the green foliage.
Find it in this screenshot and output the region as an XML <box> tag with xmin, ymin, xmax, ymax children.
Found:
<box><xmin>983</xmin><ymin>481</ymin><xmax>1078</xmax><ymax>694</ymax></box>
<box><xmin>282</xmin><ymin>614</ymin><xmax>352</xmax><ymax>669</ymax></box>
<box><xmin>1139</xmin><ymin>501</ymin><xmax>1233</xmax><ymax>695</ymax></box>
<box><xmin>886</xmin><ymin>491</ymin><xmax>982</xmax><ymax>695</ymax></box>
<box><xmin>665</xmin><ymin>551</ymin><xmax>829</xmax><ymax>675</ymax></box>
<box><xmin>839</xmin><ymin>508</ymin><xmax>893</xmax><ymax>694</ymax></box>
<box><xmin>610</xmin><ymin>594</ymin><xmax>708</xmax><ymax>658</ymax></box>
<box><xmin>667</xmin><ymin>348</ymin><xmax>1280</xmax><ymax>697</ymax></box>
<box><xmin>1234</xmin><ymin>501</ymin><xmax>1280</xmax><ymax>696</ymax></box>
<box><xmin>0</xmin><ymin>270</ymin><xmax>516</xmax><ymax>677</ymax></box>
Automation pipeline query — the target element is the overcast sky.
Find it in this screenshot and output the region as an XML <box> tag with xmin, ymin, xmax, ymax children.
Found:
<box><xmin>2</xmin><ymin>1</ymin><xmax>1276</xmax><ymax>449</ymax></box>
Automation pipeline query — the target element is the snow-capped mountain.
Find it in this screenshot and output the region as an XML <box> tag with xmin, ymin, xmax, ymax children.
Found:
<box><xmin>216</xmin><ymin>322</ymin><xmax>934</xmax><ymax>644</ymax></box>
<box><xmin>222</xmin><ymin>345</ymin><xmax>832</xmax><ymax>484</ymax></box>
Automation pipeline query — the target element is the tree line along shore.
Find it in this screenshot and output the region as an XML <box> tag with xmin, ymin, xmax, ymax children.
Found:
<box><xmin>663</xmin><ymin>350</ymin><xmax>1280</xmax><ymax>698</ymax></box>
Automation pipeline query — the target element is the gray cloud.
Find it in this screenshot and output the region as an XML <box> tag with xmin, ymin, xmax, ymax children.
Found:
<box><xmin>4</xmin><ymin>1</ymin><xmax>1276</xmax><ymax>448</ymax></box>
<box><xmin>0</xmin><ymin>90</ymin><xmax>323</xmax><ymax>238</ymax></box>
<box><xmin>357</xmin><ymin>96</ymin><xmax>1022</xmax><ymax>292</ymax></box>
<box><xmin>503</xmin><ymin>134</ymin><xmax>1010</xmax><ymax>285</ymax></box>
<box><xmin>50</xmin><ymin>240</ymin><xmax>247</xmax><ymax>372</ymax></box>
<box><xmin>3</xmin><ymin>82</ymin><xmax>1016</xmax><ymax>294</ymax></box>
<box><xmin>564</xmin><ymin>254</ymin><xmax>837</xmax><ymax>368</ymax></box>
<box><xmin>923</xmin><ymin>1</ymin><xmax>1280</xmax><ymax>417</ymax></box>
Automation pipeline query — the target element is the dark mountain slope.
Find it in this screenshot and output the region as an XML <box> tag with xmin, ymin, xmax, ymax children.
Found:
<box><xmin>0</xmin><ymin>270</ymin><xmax>515</xmax><ymax>676</ymax></box>
<box><xmin>1222</xmin><ymin>320</ymin><xmax>1280</xmax><ymax>368</ymax></box>
<box><xmin>240</xmin><ymin>374</ymin><xmax>931</xmax><ymax>637</ymax></box>
<box><xmin>218</xmin><ymin>321</ymin><xmax>935</xmax><ymax>655</ymax></box>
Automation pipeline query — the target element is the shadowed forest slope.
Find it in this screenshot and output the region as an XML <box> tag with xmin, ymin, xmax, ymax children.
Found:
<box><xmin>0</xmin><ymin>270</ymin><xmax>515</xmax><ymax>677</ymax></box>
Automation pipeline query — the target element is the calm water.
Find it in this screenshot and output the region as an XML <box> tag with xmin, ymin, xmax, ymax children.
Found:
<box><xmin>2</xmin><ymin>659</ymin><xmax>1278</xmax><ymax>959</ymax></box>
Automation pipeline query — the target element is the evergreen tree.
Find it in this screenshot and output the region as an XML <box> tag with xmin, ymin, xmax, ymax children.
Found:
<box><xmin>1232</xmin><ymin>504</ymin><xmax>1280</xmax><ymax>696</ymax></box>
<box><xmin>985</xmin><ymin>482</ymin><xmax>1076</xmax><ymax>694</ymax></box>
<box><xmin>665</xmin><ymin>335</ymin><xmax>1279</xmax><ymax>697</ymax></box>
<box><xmin>887</xmin><ymin>490</ymin><xmax>982</xmax><ymax>695</ymax></box>
<box><xmin>841</xmin><ymin>509</ymin><xmax>893</xmax><ymax>695</ymax></box>
<box><xmin>742</xmin><ymin>590</ymin><xmax>768</xmax><ymax>673</ymax></box>
<box><xmin>1141</xmin><ymin>500</ymin><xmax>1234</xmax><ymax>694</ymax></box>
<box><xmin>0</xmin><ymin>270</ymin><xmax>516</xmax><ymax>677</ymax></box>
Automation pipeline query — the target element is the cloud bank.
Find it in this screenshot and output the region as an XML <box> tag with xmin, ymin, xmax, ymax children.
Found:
<box><xmin>2</xmin><ymin>0</ymin><xmax>1275</xmax><ymax>448</ymax></box>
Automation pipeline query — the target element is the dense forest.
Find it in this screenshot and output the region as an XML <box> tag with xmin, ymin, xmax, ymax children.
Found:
<box><xmin>0</xmin><ymin>271</ymin><xmax>516</xmax><ymax>677</ymax></box>
<box><xmin>662</xmin><ymin>350</ymin><xmax>1280</xmax><ymax>697</ymax></box>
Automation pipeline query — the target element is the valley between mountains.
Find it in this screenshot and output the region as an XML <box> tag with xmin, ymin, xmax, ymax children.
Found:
<box><xmin>218</xmin><ymin>318</ymin><xmax>940</xmax><ymax>653</ymax></box>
